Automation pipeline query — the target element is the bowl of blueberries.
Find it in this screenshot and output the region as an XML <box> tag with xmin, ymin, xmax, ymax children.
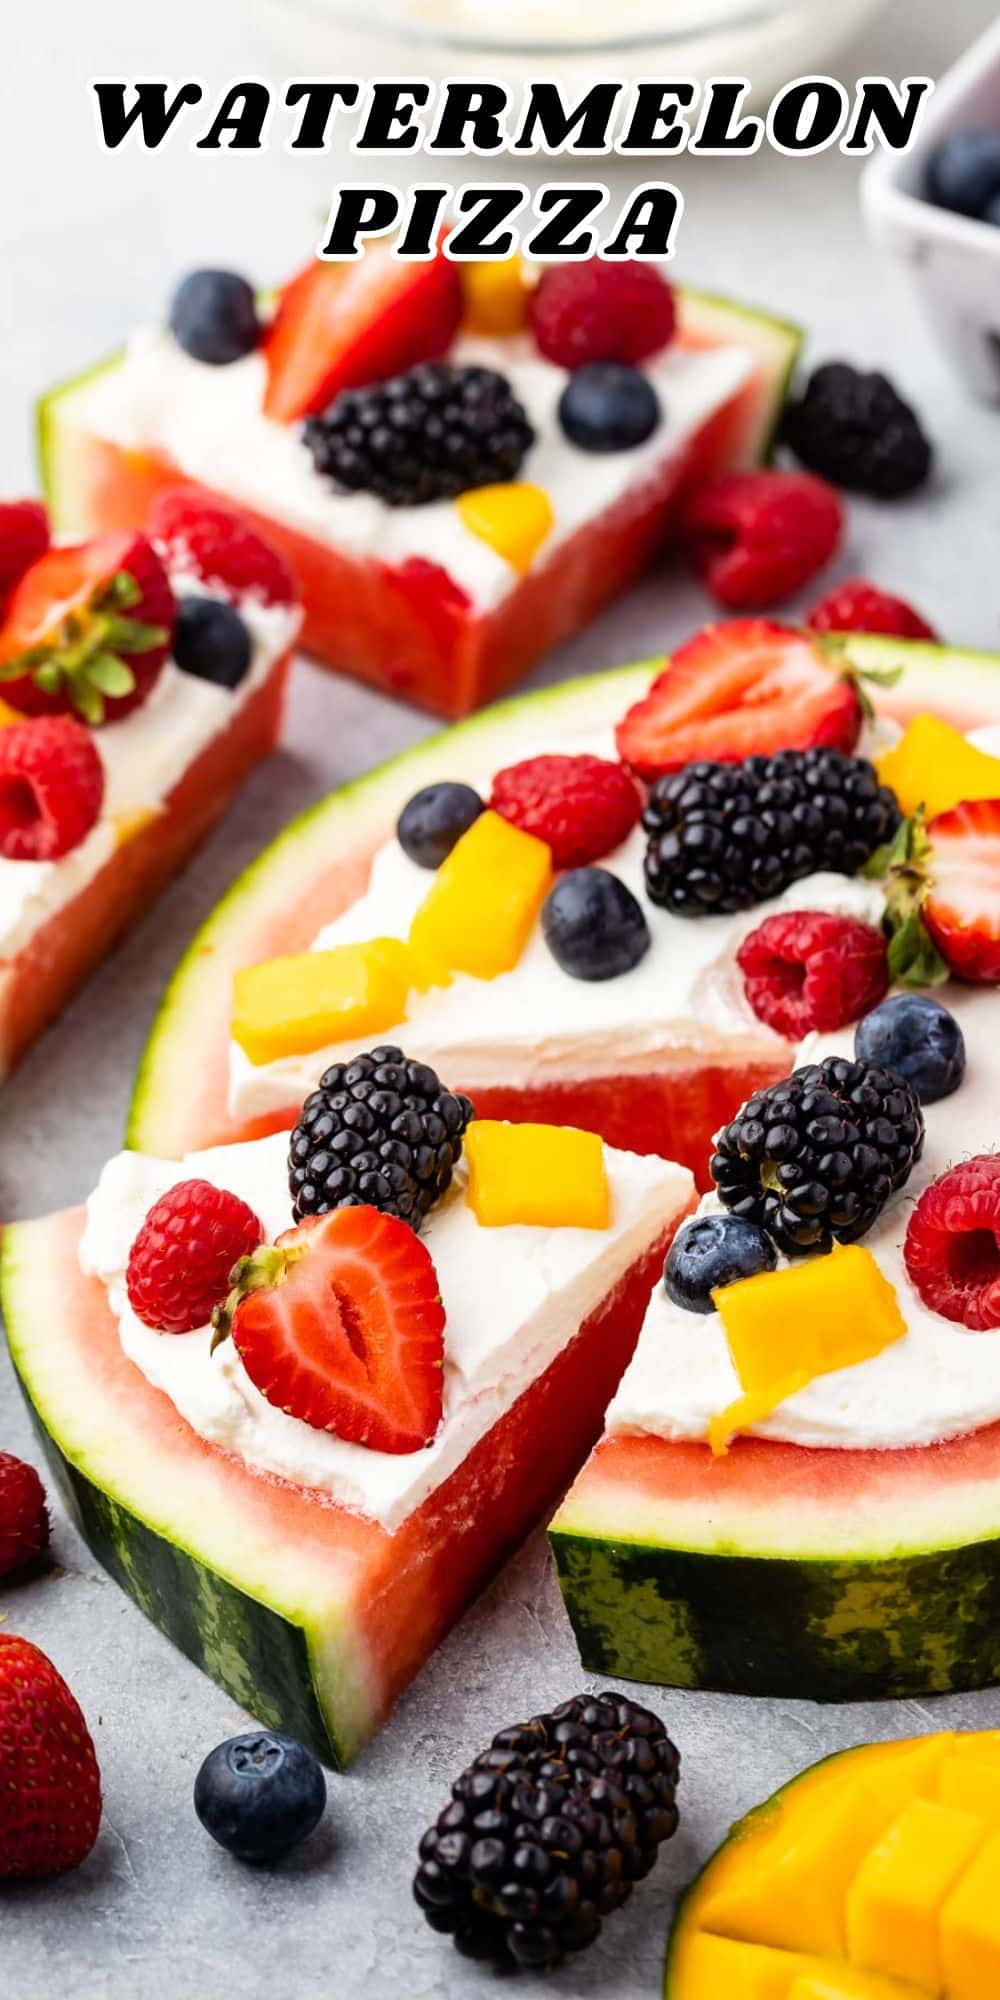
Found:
<box><xmin>863</xmin><ymin>15</ymin><xmax>1000</xmax><ymax>401</ymax></box>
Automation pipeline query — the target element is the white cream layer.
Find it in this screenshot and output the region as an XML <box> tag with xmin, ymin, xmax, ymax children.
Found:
<box><xmin>0</xmin><ymin>585</ymin><xmax>300</xmax><ymax>961</ymax></box>
<box><xmin>75</xmin><ymin>329</ymin><xmax>752</xmax><ymax>616</ymax></box>
<box><xmin>80</xmin><ymin>1132</ymin><xmax>692</xmax><ymax>1531</ymax></box>
<box><xmin>609</xmin><ymin>982</ymin><xmax>1000</xmax><ymax>1453</ymax></box>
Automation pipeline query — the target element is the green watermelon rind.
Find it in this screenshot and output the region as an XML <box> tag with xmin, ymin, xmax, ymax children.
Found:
<box><xmin>0</xmin><ymin>1218</ymin><xmax>366</xmax><ymax>1768</ymax></box>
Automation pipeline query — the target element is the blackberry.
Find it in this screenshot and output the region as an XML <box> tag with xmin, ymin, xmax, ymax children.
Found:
<box><xmin>642</xmin><ymin>747</ymin><xmax>900</xmax><ymax>917</ymax></box>
<box><xmin>782</xmin><ymin>362</ymin><xmax>932</xmax><ymax>500</ymax></box>
<box><xmin>414</xmin><ymin>1692</ymin><xmax>680</xmax><ymax>1972</ymax></box>
<box><xmin>288</xmin><ymin>1046</ymin><xmax>474</xmax><ymax>1228</ymax></box>
<box><xmin>303</xmin><ymin>362</ymin><xmax>535</xmax><ymax>507</ymax></box>
<box><xmin>711</xmin><ymin>1056</ymin><xmax>924</xmax><ymax>1255</ymax></box>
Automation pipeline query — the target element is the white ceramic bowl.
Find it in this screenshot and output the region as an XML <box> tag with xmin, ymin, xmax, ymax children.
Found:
<box><xmin>265</xmin><ymin>0</ymin><xmax>890</xmax><ymax>106</ymax></box>
<box><xmin>863</xmin><ymin>17</ymin><xmax>1000</xmax><ymax>402</ymax></box>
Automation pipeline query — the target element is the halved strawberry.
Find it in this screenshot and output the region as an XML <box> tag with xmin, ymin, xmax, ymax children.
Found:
<box><xmin>216</xmin><ymin>1206</ymin><xmax>445</xmax><ymax>1454</ymax></box>
<box><xmin>0</xmin><ymin>500</ymin><xmax>49</xmax><ymax>605</ymax></box>
<box><xmin>263</xmin><ymin>242</ymin><xmax>463</xmax><ymax>425</ymax></box>
<box><xmin>615</xmin><ymin>620</ymin><xmax>862</xmax><ymax>781</ymax></box>
<box><xmin>0</xmin><ymin>533</ymin><xmax>175</xmax><ymax>725</ymax></box>
<box><xmin>887</xmin><ymin>800</ymin><xmax>1000</xmax><ymax>988</ymax></box>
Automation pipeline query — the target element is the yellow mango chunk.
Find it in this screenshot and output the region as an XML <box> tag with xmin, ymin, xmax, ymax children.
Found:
<box><xmin>408</xmin><ymin>809</ymin><xmax>552</xmax><ymax>982</ymax></box>
<box><xmin>697</xmin><ymin>1780</ymin><xmax>895</xmax><ymax>1960</ymax></box>
<box><xmin>456</xmin><ymin>483</ymin><xmax>554</xmax><ymax>576</ymax></box>
<box><xmin>462</xmin><ymin>254</ymin><xmax>530</xmax><ymax>334</ymax></box>
<box><xmin>877</xmin><ymin>714</ymin><xmax>1000</xmax><ymax>821</ymax></box>
<box><xmin>846</xmin><ymin>1798</ymin><xmax>984</xmax><ymax>1990</ymax></box>
<box><xmin>232</xmin><ymin>938</ymin><xmax>411</xmax><ymax>1065</ymax></box>
<box><xmin>0</xmin><ymin>698</ymin><xmax>24</xmax><ymax>728</ymax></box>
<box><xmin>941</xmin><ymin>1828</ymin><xmax>1000</xmax><ymax>1998</ymax></box>
<box><xmin>709</xmin><ymin>1245</ymin><xmax>906</xmax><ymax>1455</ymax></box>
<box><xmin>790</xmin><ymin>1975</ymin><xmax>919</xmax><ymax>1999</ymax></box>
<box><xmin>113</xmin><ymin>806</ymin><xmax>160</xmax><ymax>847</ymax></box>
<box><xmin>465</xmin><ymin>1121</ymin><xmax>609</xmax><ymax>1230</ymax></box>
<box><xmin>938</xmin><ymin>1754</ymin><xmax>1000</xmax><ymax>1823</ymax></box>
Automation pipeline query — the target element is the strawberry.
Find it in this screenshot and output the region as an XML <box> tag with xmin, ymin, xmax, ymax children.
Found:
<box><xmin>0</xmin><ymin>533</ymin><xmax>175</xmax><ymax>725</ymax></box>
<box><xmin>0</xmin><ymin>500</ymin><xmax>49</xmax><ymax>604</ymax></box>
<box><xmin>0</xmin><ymin>1635</ymin><xmax>101</xmax><ymax>1878</ymax></box>
<box><xmin>214</xmin><ymin>1206</ymin><xmax>445</xmax><ymax>1454</ymax></box>
<box><xmin>615</xmin><ymin>620</ymin><xmax>862</xmax><ymax>781</ymax></box>
<box><xmin>149</xmin><ymin>488</ymin><xmax>296</xmax><ymax>607</ymax></box>
<box><xmin>885</xmin><ymin>799</ymin><xmax>1000</xmax><ymax>987</ymax></box>
<box><xmin>0</xmin><ymin>715</ymin><xmax>104</xmax><ymax>860</ymax></box>
<box><xmin>0</xmin><ymin>1452</ymin><xmax>49</xmax><ymax>1581</ymax></box>
<box><xmin>263</xmin><ymin>242</ymin><xmax>463</xmax><ymax>425</ymax></box>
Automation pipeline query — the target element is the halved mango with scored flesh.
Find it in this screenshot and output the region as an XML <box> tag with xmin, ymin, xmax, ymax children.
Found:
<box><xmin>232</xmin><ymin>937</ymin><xmax>412</xmax><ymax>1065</ymax></box>
<box><xmin>877</xmin><ymin>714</ymin><xmax>1000</xmax><ymax>822</ymax></box>
<box><xmin>790</xmin><ymin>1975</ymin><xmax>922</xmax><ymax>1998</ymax></box>
<box><xmin>465</xmin><ymin>1120</ymin><xmax>609</xmax><ymax>1230</ymax></box>
<box><xmin>940</xmin><ymin>1829</ymin><xmax>1000</xmax><ymax>1998</ymax></box>
<box><xmin>709</xmin><ymin>1244</ymin><xmax>906</xmax><ymax>1455</ymax></box>
<box><xmin>408</xmin><ymin>809</ymin><xmax>552</xmax><ymax>982</ymax></box>
<box><xmin>845</xmin><ymin>1799</ymin><xmax>984</xmax><ymax>1990</ymax></box>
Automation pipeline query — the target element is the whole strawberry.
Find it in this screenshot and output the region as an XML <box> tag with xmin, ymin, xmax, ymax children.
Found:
<box><xmin>0</xmin><ymin>1635</ymin><xmax>101</xmax><ymax>1877</ymax></box>
<box><xmin>0</xmin><ymin>532</ymin><xmax>175</xmax><ymax>725</ymax></box>
<box><xmin>0</xmin><ymin>1452</ymin><xmax>49</xmax><ymax>1581</ymax></box>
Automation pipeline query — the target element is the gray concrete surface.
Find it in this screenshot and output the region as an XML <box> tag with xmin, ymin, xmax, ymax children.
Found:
<box><xmin>2</xmin><ymin>0</ymin><xmax>999</xmax><ymax>1993</ymax></box>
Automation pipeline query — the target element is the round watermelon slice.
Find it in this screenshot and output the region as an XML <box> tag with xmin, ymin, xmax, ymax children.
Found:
<box><xmin>125</xmin><ymin>634</ymin><xmax>1000</xmax><ymax>1178</ymax></box>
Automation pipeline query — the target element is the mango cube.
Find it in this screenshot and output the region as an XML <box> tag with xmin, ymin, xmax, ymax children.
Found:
<box><xmin>938</xmin><ymin>1753</ymin><xmax>1000</xmax><ymax>1824</ymax></box>
<box><xmin>232</xmin><ymin>937</ymin><xmax>412</xmax><ymax>1065</ymax></box>
<box><xmin>671</xmin><ymin>1937</ymin><xmax>853</xmax><ymax>1999</ymax></box>
<box><xmin>113</xmin><ymin>806</ymin><xmax>160</xmax><ymax>847</ymax></box>
<box><xmin>709</xmin><ymin>1245</ymin><xmax>906</xmax><ymax>1455</ymax></box>
<box><xmin>940</xmin><ymin>1828</ymin><xmax>1000</xmax><ymax>1998</ymax></box>
<box><xmin>408</xmin><ymin>809</ymin><xmax>553</xmax><ymax>982</ymax></box>
<box><xmin>462</xmin><ymin>254</ymin><xmax>530</xmax><ymax>334</ymax></box>
<box><xmin>877</xmin><ymin>714</ymin><xmax>1000</xmax><ymax>822</ymax></box>
<box><xmin>464</xmin><ymin>1121</ymin><xmax>610</xmax><ymax>1230</ymax></box>
<box><xmin>789</xmin><ymin>1976</ymin><xmax>919</xmax><ymax>1999</ymax></box>
<box><xmin>456</xmin><ymin>483</ymin><xmax>554</xmax><ymax>576</ymax></box>
<box><xmin>0</xmin><ymin>698</ymin><xmax>24</xmax><ymax>729</ymax></box>
<box><xmin>846</xmin><ymin>1798</ymin><xmax>984</xmax><ymax>1990</ymax></box>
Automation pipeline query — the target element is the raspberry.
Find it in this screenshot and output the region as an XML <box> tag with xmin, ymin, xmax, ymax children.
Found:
<box><xmin>530</xmin><ymin>259</ymin><xmax>677</xmax><ymax>371</ymax></box>
<box><xmin>0</xmin><ymin>1452</ymin><xmax>49</xmax><ymax>1582</ymax></box>
<box><xmin>0</xmin><ymin>500</ymin><xmax>49</xmax><ymax>602</ymax></box>
<box><xmin>904</xmin><ymin>1156</ymin><xmax>1000</xmax><ymax>1331</ymax></box>
<box><xmin>807</xmin><ymin>579</ymin><xmax>937</xmax><ymax>642</ymax></box>
<box><xmin>0</xmin><ymin>717</ymin><xmax>104</xmax><ymax>860</ymax></box>
<box><xmin>490</xmin><ymin>753</ymin><xmax>641</xmax><ymax>868</ymax></box>
<box><xmin>737</xmin><ymin>910</ymin><xmax>889</xmax><ymax>1040</ymax></box>
<box><xmin>680</xmin><ymin>470</ymin><xmax>843</xmax><ymax>610</ymax></box>
<box><xmin>126</xmin><ymin>1178</ymin><xmax>264</xmax><ymax>1334</ymax></box>
<box><xmin>149</xmin><ymin>490</ymin><xmax>296</xmax><ymax>607</ymax></box>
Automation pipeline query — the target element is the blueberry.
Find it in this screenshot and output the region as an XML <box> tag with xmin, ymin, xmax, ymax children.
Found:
<box><xmin>397</xmin><ymin>781</ymin><xmax>484</xmax><ymax>869</ymax></box>
<box><xmin>174</xmin><ymin>595</ymin><xmax>252</xmax><ymax>688</ymax></box>
<box><xmin>664</xmin><ymin>1213</ymin><xmax>777</xmax><ymax>1314</ymax></box>
<box><xmin>169</xmin><ymin>269</ymin><xmax>261</xmax><ymax>365</ymax></box>
<box><xmin>558</xmin><ymin>364</ymin><xmax>661</xmax><ymax>453</ymax></box>
<box><xmin>542</xmin><ymin>867</ymin><xmax>650</xmax><ymax>980</ymax></box>
<box><xmin>854</xmin><ymin>992</ymin><xmax>966</xmax><ymax>1105</ymax></box>
<box><xmin>194</xmin><ymin>1730</ymin><xmax>326</xmax><ymax>1862</ymax></box>
<box><xmin>926</xmin><ymin>133</ymin><xmax>1000</xmax><ymax>219</ymax></box>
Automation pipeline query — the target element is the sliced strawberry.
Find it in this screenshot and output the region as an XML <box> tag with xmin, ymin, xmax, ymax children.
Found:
<box><xmin>615</xmin><ymin>619</ymin><xmax>861</xmax><ymax>781</ymax></box>
<box><xmin>0</xmin><ymin>500</ymin><xmax>49</xmax><ymax>605</ymax></box>
<box><xmin>924</xmin><ymin>800</ymin><xmax>1000</xmax><ymax>984</ymax></box>
<box><xmin>221</xmin><ymin>1206</ymin><xmax>445</xmax><ymax>1454</ymax></box>
<box><xmin>0</xmin><ymin>533</ymin><xmax>175</xmax><ymax>725</ymax></box>
<box><xmin>263</xmin><ymin>243</ymin><xmax>463</xmax><ymax>425</ymax></box>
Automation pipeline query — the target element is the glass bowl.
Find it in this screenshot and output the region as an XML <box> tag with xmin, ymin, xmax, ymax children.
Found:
<box><xmin>265</xmin><ymin>0</ymin><xmax>892</xmax><ymax>104</ymax></box>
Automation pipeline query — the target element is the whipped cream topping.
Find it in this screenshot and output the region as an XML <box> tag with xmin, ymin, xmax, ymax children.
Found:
<box><xmin>0</xmin><ymin>583</ymin><xmax>300</xmax><ymax>961</ymax></box>
<box><xmin>75</xmin><ymin>329</ymin><xmax>753</xmax><ymax>615</ymax></box>
<box><xmin>80</xmin><ymin>1133</ymin><xmax>692</xmax><ymax>1530</ymax></box>
<box><xmin>228</xmin><ymin>713</ymin><xmax>889</xmax><ymax>1123</ymax></box>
